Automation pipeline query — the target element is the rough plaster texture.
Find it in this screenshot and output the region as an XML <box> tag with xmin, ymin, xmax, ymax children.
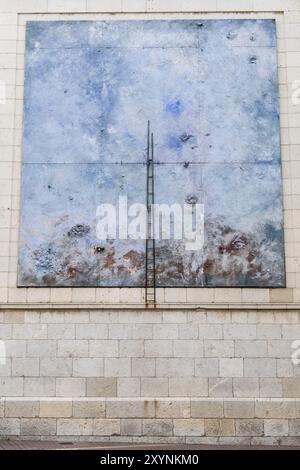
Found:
<box><xmin>0</xmin><ymin>0</ymin><xmax>300</xmax><ymax>444</ymax></box>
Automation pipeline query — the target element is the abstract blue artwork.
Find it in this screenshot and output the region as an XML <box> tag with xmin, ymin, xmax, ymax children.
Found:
<box><xmin>18</xmin><ymin>19</ymin><xmax>285</xmax><ymax>287</ymax></box>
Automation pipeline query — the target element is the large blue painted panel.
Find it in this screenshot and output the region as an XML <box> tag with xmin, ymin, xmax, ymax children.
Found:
<box><xmin>18</xmin><ymin>20</ymin><xmax>285</xmax><ymax>287</ymax></box>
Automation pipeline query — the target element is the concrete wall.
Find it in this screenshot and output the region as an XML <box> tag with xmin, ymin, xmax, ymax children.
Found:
<box><xmin>0</xmin><ymin>0</ymin><xmax>300</xmax><ymax>445</ymax></box>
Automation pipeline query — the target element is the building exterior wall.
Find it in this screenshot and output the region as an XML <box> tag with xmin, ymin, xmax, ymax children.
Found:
<box><xmin>1</xmin><ymin>308</ymin><xmax>300</xmax><ymax>445</ymax></box>
<box><xmin>0</xmin><ymin>0</ymin><xmax>300</xmax><ymax>444</ymax></box>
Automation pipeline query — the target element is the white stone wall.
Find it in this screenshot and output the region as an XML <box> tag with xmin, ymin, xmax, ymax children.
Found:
<box><xmin>0</xmin><ymin>308</ymin><xmax>300</xmax><ymax>444</ymax></box>
<box><xmin>0</xmin><ymin>0</ymin><xmax>300</xmax><ymax>444</ymax></box>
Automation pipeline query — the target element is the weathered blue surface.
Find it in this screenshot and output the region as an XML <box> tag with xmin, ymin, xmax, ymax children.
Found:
<box><xmin>18</xmin><ymin>19</ymin><xmax>285</xmax><ymax>287</ymax></box>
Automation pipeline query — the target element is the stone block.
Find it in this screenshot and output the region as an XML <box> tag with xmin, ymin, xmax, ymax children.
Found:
<box><xmin>255</xmin><ymin>400</ymin><xmax>296</xmax><ymax>418</ymax></box>
<box><xmin>219</xmin><ymin>358</ymin><xmax>243</xmax><ymax>378</ymax></box>
<box><xmin>282</xmin><ymin>325</ymin><xmax>300</xmax><ymax>339</ymax></box>
<box><xmin>89</xmin><ymin>340</ymin><xmax>118</xmax><ymax>357</ymax></box>
<box><xmin>209</xmin><ymin>378</ymin><xmax>233</xmax><ymax>397</ymax></box>
<box><xmin>235</xmin><ymin>340</ymin><xmax>267</xmax><ymax>357</ymax></box>
<box><xmin>204</xmin><ymin>340</ymin><xmax>234</xmax><ymax>357</ymax></box>
<box><xmin>141</xmin><ymin>378</ymin><xmax>168</xmax><ymax>397</ymax></box>
<box><xmin>120</xmin><ymin>418</ymin><xmax>142</xmax><ymax>436</ymax></box>
<box><xmin>153</xmin><ymin>324</ymin><xmax>178</xmax><ymax>339</ymax></box>
<box><xmin>65</xmin><ymin>311</ymin><xmax>90</xmax><ymax>323</ymax></box>
<box><xmin>12</xmin><ymin>357</ymin><xmax>39</xmax><ymax>376</ymax></box>
<box><xmin>0</xmin><ymin>418</ymin><xmax>20</xmax><ymax>436</ymax></box>
<box><xmin>169</xmin><ymin>378</ymin><xmax>208</xmax><ymax>397</ymax></box>
<box><xmin>236</xmin><ymin>419</ymin><xmax>263</xmax><ymax>437</ymax></box>
<box><xmin>20</xmin><ymin>418</ymin><xmax>56</xmax><ymax>436</ymax></box>
<box><xmin>57</xmin><ymin>340</ymin><xmax>88</xmax><ymax>357</ymax></box>
<box><xmin>57</xmin><ymin>418</ymin><xmax>93</xmax><ymax>435</ymax></box>
<box><xmin>156</xmin><ymin>359</ymin><xmax>194</xmax><ymax>377</ymax></box>
<box><xmin>13</xmin><ymin>324</ymin><xmax>47</xmax><ymax>340</ymax></box>
<box><xmin>143</xmin><ymin>418</ymin><xmax>173</xmax><ymax>436</ymax></box>
<box><xmin>195</xmin><ymin>358</ymin><xmax>219</xmax><ymax>377</ymax></box>
<box><xmin>173</xmin><ymin>340</ymin><xmax>203</xmax><ymax>357</ymax></box>
<box><xmin>73</xmin><ymin>399</ymin><xmax>105</xmax><ymax>418</ymax></box>
<box><xmin>289</xmin><ymin>419</ymin><xmax>300</xmax><ymax>436</ymax></box>
<box><xmin>283</xmin><ymin>378</ymin><xmax>300</xmax><ymax>398</ymax></box>
<box><xmin>5</xmin><ymin>398</ymin><xmax>39</xmax><ymax>418</ymax></box>
<box><xmin>106</xmin><ymin>399</ymin><xmax>155</xmax><ymax>418</ymax></box>
<box><xmin>40</xmin><ymin>399</ymin><xmax>72</xmax><ymax>417</ymax></box>
<box><xmin>224</xmin><ymin>400</ymin><xmax>254</xmax><ymax>418</ymax></box>
<box><xmin>179</xmin><ymin>324</ymin><xmax>198</xmax><ymax>339</ymax></box>
<box><xmin>75</xmin><ymin>324</ymin><xmax>108</xmax><ymax>339</ymax></box>
<box><xmin>47</xmin><ymin>324</ymin><xmax>75</xmax><ymax>339</ymax></box>
<box><xmin>0</xmin><ymin>377</ymin><xmax>23</xmax><ymax>396</ymax></box>
<box><xmin>198</xmin><ymin>324</ymin><xmax>223</xmax><ymax>340</ymax></box>
<box><xmin>244</xmin><ymin>358</ymin><xmax>276</xmax><ymax>377</ymax></box>
<box><xmin>40</xmin><ymin>358</ymin><xmax>72</xmax><ymax>377</ymax></box>
<box><xmin>73</xmin><ymin>358</ymin><xmax>103</xmax><ymax>377</ymax></box>
<box><xmin>270</xmin><ymin>288</ymin><xmax>293</xmax><ymax>303</ymax></box>
<box><xmin>162</xmin><ymin>311</ymin><xmax>187</xmax><ymax>323</ymax></box>
<box><xmin>264</xmin><ymin>419</ymin><xmax>289</xmax><ymax>436</ymax></box>
<box><xmin>86</xmin><ymin>378</ymin><xmax>117</xmax><ymax>397</ymax></box>
<box><xmin>259</xmin><ymin>378</ymin><xmax>283</xmax><ymax>398</ymax></box>
<box><xmin>257</xmin><ymin>325</ymin><xmax>282</xmax><ymax>340</ymax></box>
<box><xmin>223</xmin><ymin>324</ymin><xmax>256</xmax><ymax>340</ymax></box>
<box><xmin>132</xmin><ymin>324</ymin><xmax>153</xmax><ymax>339</ymax></box>
<box><xmin>145</xmin><ymin>340</ymin><xmax>172</xmax><ymax>357</ymax></box>
<box><xmin>174</xmin><ymin>418</ymin><xmax>204</xmax><ymax>436</ymax></box>
<box><xmin>24</xmin><ymin>377</ymin><xmax>55</xmax><ymax>397</ymax></box>
<box><xmin>233</xmin><ymin>378</ymin><xmax>259</xmax><ymax>398</ymax></box>
<box><xmin>56</xmin><ymin>378</ymin><xmax>86</xmax><ymax>397</ymax></box>
<box><xmin>119</xmin><ymin>340</ymin><xmax>144</xmax><ymax>357</ymax></box>
<box><xmin>93</xmin><ymin>418</ymin><xmax>120</xmax><ymax>436</ymax></box>
<box><xmin>117</xmin><ymin>378</ymin><xmax>140</xmax><ymax>397</ymax></box>
<box><xmin>109</xmin><ymin>324</ymin><xmax>133</xmax><ymax>339</ymax></box>
<box><xmin>155</xmin><ymin>399</ymin><xmax>190</xmax><ymax>418</ymax></box>
<box><xmin>48</xmin><ymin>0</ymin><xmax>87</xmax><ymax>13</ymax></box>
<box><xmin>26</xmin><ymin>340</ymin><xmax>56</xmax><ymax>358</ymax></box>
<box><xmin>204</xmin><ymin>418</ymin><xmax>235</xmax><ymax>436</ymax></box>
<box><xmin>268</xmin><ymin>340</ymin><xmax>294</xmax><ymax>358</ymax></box>
<box><xmin>191</xmin><ymin>399</ymin><xmax>224</xmax><ymax>418</ymax></box>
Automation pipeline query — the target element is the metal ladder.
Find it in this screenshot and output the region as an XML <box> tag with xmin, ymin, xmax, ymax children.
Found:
<box><xmin>145</xmin><ymin>121</ymin><xmax>156</xmax><ymax>308</ymax></box>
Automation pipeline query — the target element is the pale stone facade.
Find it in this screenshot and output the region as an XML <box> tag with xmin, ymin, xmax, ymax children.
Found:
<box><xmin>0</xmin><ymin>0</ymin><xmax>300</xmax><ymax>445</ymax></box>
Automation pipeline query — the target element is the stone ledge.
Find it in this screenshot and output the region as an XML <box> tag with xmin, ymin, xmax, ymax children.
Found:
<box><xmin>2</xmin><ymin>397</ymin><xmax>300</xmax><ymax>416</ymax></box>
<box><xmin>2</xmin><ymin>303</ymin><xmax>300</xmax><ymax>311</ymax></box>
